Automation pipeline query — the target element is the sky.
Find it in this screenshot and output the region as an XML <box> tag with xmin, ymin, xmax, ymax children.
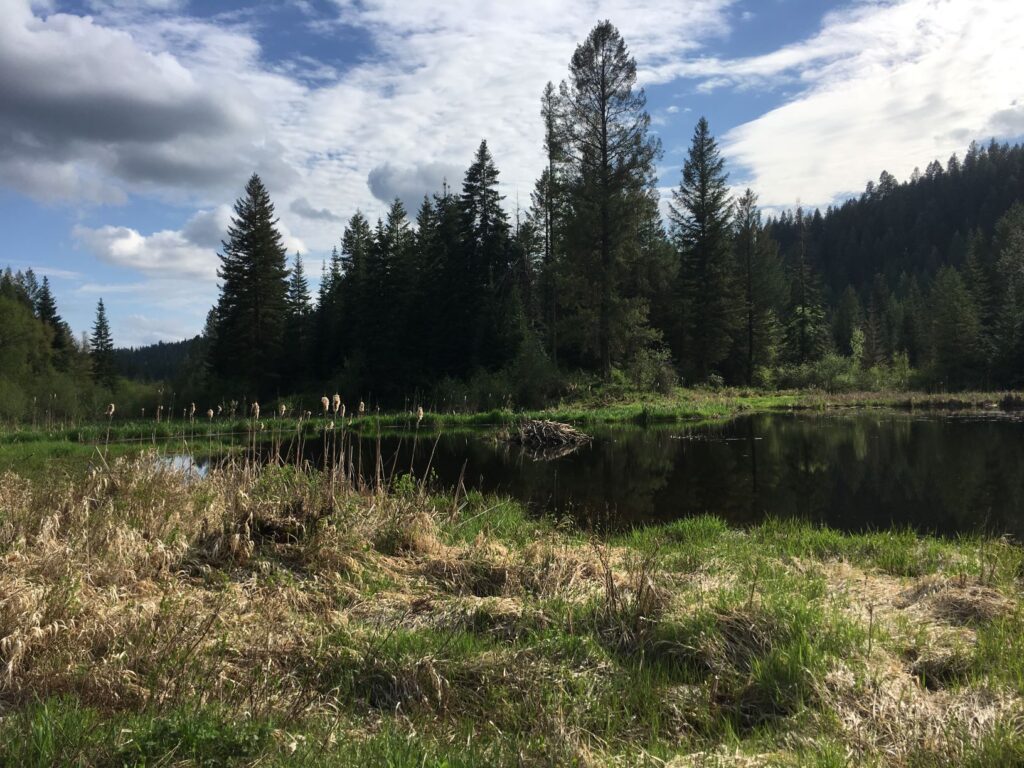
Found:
<box><xmin>2</xmin><ymin>0</ymin><xmax>1023</xmax><ymax>347</ymax></box>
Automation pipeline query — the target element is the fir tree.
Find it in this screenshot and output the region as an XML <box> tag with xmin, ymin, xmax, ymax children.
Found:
<box><xmin>209</xmin><ymin>174</ymin><xmax>290</xmax><ymax>396</ymax></box>
<box><xmin>90</xmin><ymin>298</ymin><xmax>116</xmax><ymax>388</ymax></box>
<box><xmin>928</xmin><ymin>266</ymin><xmax>983</xmax><ymax>387</ymax></box>
<box><xmin>458</xmin><ymin>141</ymin><xmax>518</xmax><ymax>371</ymax></box>
<box><xmin>784</xmin><ymin>211</ymin><xmax>829</xmax><ymax>364</ymax></box>
<box><xmin>732</xmin><ymin>190</ymin><xmax>786</xmax><ymax>382</ymax></box>
<box><xmin>832</xmin><ymin>286</ymin><xmax>863</xmax><ymax>356</ymax></box>
<box><xmin>35</xmin><ymin>276</ymin><xmax>60</xmax><ymax>327</ymax></box>
<box><xmin>671</xmin><ymin>118</ymin><xmax>737</xmax><ymax>382</ymax></box>
<box><xmin>557</xmin><ymin>20</ymin><xmax>661</xmax><ymax>377</ymax></box>
<box><xmin>283</xmin><ymin>252</ymin><xmax>312</xmax><ymax>384</ymax></box>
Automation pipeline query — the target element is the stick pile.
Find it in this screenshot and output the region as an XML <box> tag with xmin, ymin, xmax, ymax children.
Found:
<box><xmin>509</xmin><ymin>419</ymin><xmax>592</xmax><ymax>450</ymax></box>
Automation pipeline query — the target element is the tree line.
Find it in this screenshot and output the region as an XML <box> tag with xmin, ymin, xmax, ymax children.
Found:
<box><xmin>0</xmin><ymin>267</ymin><xmax>155</xmax><ymax>420</ymax></box>
<box><xmin>5</xmin><ymin>20</ymin><xmax>1024</xmax><ymax>422</ymax></box>
<box><xmin>199</xmin><ymin>20</ymin><xmax>1023</xmax><ymax>404</ymax></box>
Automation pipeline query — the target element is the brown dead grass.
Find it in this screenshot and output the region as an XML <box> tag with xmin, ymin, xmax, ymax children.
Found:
<box><xmin>812</xmin><ymin>558</ymin><xmax>1023</xmax><ymax>761</ymax></box>
<box><xmin>2</xmin><ymin>456</ymin><xmax>1024</xmax><ymax>766</ymax></box>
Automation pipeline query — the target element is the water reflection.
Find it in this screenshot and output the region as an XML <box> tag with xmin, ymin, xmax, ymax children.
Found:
<box><xmin>182</xmin><ymin>412</ymin><xmax>1024</xmax><ymax>536</ymax></box>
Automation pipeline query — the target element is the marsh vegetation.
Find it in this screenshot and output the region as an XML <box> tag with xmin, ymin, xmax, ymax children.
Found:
<box><xmin>3</xmin><ymin>411</ymin><xmax>1024</xmax><ymax>766</ymax></box>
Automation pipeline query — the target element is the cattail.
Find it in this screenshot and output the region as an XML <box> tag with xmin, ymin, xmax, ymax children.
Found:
<box><xmin>416</xmin><ymin>406</ymin><xmax>424</xmax><ymax>425</ymax></box>
<box><xmin>217</xmin><ymin>404</ymin><xmax>223</xmax><ymax>415</ymax></box>
<box><xmin>358</xmin><ymin>400</ymin><xmax>365</xmax><ymax>416</ymax></box>
<box><xmin>189</xmin><ymin>402</ymin><xmax>196</xmax><ymax>418</ymax></box>
<box><xmin>278</xmin><ymin>403</ymin><xmax>287</xmax><ymax>418</ymax></box>
<box><xmin>321</xmin><ymin>395</ymin><xmax>330</xmax><ymax>415</ymax></box>
<box><xmin>105</xmin><ymin>403</ymin><xmax>115</xmax><ymax>418</ymax></box>
<box><xmin>332</xmin><ymin>393</ymin><xmax>341</xmax><ymax>414</ymax></box>
<box><xmin>251</xmin><ymin>401</ymin><xmax>260</xmax><ymax>419</ymax></box>
<box><xmin>207</xmin><ymin>408</ymin><xmax>214</xmax><ymax>421</ymax></box>
<box><xmin>340</xmin><ymin>403</ymin><xmax>346</xmax><ymax>419</ymax></box>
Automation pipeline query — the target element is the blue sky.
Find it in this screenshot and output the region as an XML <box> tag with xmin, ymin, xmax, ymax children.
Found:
<box><xmin>3</xmin><ymin>0</ymin><xmax>1022</xmax><ymax>346</ymax></box>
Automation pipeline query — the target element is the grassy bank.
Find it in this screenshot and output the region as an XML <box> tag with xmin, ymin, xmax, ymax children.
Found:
<box><xmin>2</xmin><ymin>387</ymin><xmax>1022</xmax><ymax>449</ymax></box>
<box><xmin>2</xmin><ymin>457</ymin><xmax>1023</xmax><ymax>766</ymax></box>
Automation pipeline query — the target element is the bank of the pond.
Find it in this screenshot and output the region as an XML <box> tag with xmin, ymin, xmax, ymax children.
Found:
<box><xmin>3</xmin><ymin>388</ymin><xmax>1023</xmax><ymax>447</ymax></box>
<box><xmin>2</xmin><ymin>457</ymin><xmax>1023</xmax><ymax>766</ymax></box>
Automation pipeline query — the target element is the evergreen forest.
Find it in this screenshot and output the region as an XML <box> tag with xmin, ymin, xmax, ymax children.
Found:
<box><xmin>3</xmin><ymin>20</ymin><xmax>1024</xmax><ymax>420</ymax></box>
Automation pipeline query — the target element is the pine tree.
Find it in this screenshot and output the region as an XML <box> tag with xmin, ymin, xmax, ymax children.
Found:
<box><xmin>535</xmin><ymin>81</ymin><xmax>565</xmax><ymax>363</ymax></box>
<box><xmin>283</xmin><ymin>253</ymin><xmax>312</xmax><ymax>387</ymax></box>
<box><xmin>209</xmin><ymin>174</ymin><xmax>290</xmax><ymax>396</ymax></box>
<box><xmin>458</xmin><ymin>140</ymin><xmax>518</xmax><ymax>371</ymax></box>
<box><xmin>557</xmin><ymin>20</ymin><xmax>661</xmax><ymax>377</ymax></box>
<box><xmin>90</xmin><ymin>298</ymin><xmax>116</xmax><ymax>388</ymax></box>
<box><xmin>671</xmin><ymin>118</ymin><xmax>737</xmax><ymax>382</ymax></box>
<box><xmin>784</xmin><ymin>211</ymin><xmax>829</xmax><ymax>364</ymax></box>
<box><xmin>732</xmin><ymin>190</ymin><xmax>786</xmax><ymax>382</ymax></box>
<box><xmin>928</xmin><ymin>266</ymin><xmax>983</xmax><ymax>387</ymax></box>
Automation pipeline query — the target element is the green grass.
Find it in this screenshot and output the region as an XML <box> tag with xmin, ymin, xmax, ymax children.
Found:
<box><xmin>2</xmin><ymin>454</ymin><xmax>1024</xmax><ymax>765</ymax></box>
<box><xmin>5</xmin><ymin>386</ymin><xmax>1020</xmax><ymax>448</ymax></box>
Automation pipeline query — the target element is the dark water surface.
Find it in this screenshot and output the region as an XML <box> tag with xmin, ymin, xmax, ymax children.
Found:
<box><xmin>207</xmin><ymin>412</ymin><xmax>1024</xmax><ymax>536</ymax></box>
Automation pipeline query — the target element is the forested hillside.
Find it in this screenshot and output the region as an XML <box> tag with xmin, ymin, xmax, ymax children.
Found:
<box><xmin>0</xmin><ymin>269</ymin><xmax>160</xmax><ymax>420</ymax></box>
<box><xmin>6</xmin><ymin>21</ymin><xmax>1024</xmax><ymax>420</ymax></box>
<box><xmin>113</xmin><ymin>337</ymin><xmax>199</xmax><ymax>382</ymax></box>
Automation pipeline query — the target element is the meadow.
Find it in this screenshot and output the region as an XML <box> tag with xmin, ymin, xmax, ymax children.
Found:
<box><xmin>2</xmin><ymin>432</ymin><xmax>1024</xmax><ymax>766</ymax></box>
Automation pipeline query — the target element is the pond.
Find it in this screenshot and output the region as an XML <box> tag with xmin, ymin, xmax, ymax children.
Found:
<box><xmin>189</xmin><ymin>411</ymin><xmax>1024</xmax><ymax>537</ymax></box>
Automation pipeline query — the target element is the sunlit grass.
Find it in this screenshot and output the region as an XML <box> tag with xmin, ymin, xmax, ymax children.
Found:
<box><xmin>1</xmin><ymin>454</ymin><xmax>1023</xmax><ymax>765</ymax></box>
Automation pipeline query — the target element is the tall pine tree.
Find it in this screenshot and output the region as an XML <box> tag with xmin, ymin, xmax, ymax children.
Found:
<box><xmin>209</xmin><ymin>174</ymin><xmax>290</xmax><ymax>396</ymax></box>
<box><xmin>90</xmin><ymin>298</ymin><xmax>116</xmax><ymax>388</ymax></box>
<box><xmin>670</xmin><ymin>117</ymin><xmax>737</xmax><ymax>382</ymax></box>
<box><xmin>557</xmin><ymin>20</ymin><xmax>661</xmax><ymax>377</ymax></box>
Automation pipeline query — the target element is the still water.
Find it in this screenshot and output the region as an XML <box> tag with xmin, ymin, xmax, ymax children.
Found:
<box><xmin>200</xmin><ymin>412</ymin><xmax>1024</xmax><ymax>536</ymax></box>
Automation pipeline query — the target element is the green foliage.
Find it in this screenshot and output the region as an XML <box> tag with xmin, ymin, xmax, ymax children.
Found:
<box><xmin>625</xmin><ymin>345</ymin><xmax>677</xmax><ymax>393</ymax></box>
<box><xmin>89</xmin><ymin>298</ymin><xmax>116</xmax><ymax>388</ymax></box>
<box><xmin>556</xmin><ymin>21</ymin><xmax>664</xmax><ymax>379</ymax></box>
<box><xmin>671</xmin><ymin>117</ymin><xmax>739</xmax><ymax>382</ymax></box>
<box><xmin>209</xmin><ymin>173</ymin><xmax>291</xmax><ymax>396</ymax></box>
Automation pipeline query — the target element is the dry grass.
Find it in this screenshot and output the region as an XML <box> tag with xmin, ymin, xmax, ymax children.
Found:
<box><xmin>1</xmin><ymin>456</ymin><xmax>1024</xmax><ymax>766</ymax></box>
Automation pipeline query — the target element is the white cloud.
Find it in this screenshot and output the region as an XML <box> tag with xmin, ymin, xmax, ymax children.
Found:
<box><xmin>0</xmin><ymin>0</ymin><xmax>303</xmax><ymax>204</ymax></box>
<box><xmin>713</xmin><ymin>0</ymin><xmax>1024</xmax><ymax>208</ymax></box>
<box><xmin>73</xmin><ymin>206</ymin><xmax>306</xmax><ymax>282</ymax></box>
<box><xmin>73</xmin><ymin>224</ymin><xmax>220</xmax><ymax>280</ymax></box>
<box><xmin>0</xmin><ymin>0</ymin><xmax>737</xmax><ymax>250</ymax></box>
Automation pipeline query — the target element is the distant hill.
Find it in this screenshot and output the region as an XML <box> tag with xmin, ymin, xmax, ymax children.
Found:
<box><xmin>769</xmin><ymin>139</ymin><xmax>1024</xmax><ymax>297</ymax></box>
<box><xmin>114</xmin><ymin>336</ymin><xmax>200</xmax><ymax>382</ymax></box>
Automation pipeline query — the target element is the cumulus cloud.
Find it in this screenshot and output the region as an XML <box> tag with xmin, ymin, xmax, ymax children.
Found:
<box><xmin>73</xmin><ymin>205</ymin><xmax>306</xmax><ymax>284</ymax></box>
<box><xmin>366</xmin><ymin>162</ymin><xmax>465</xmax><ymax>213</ymax></box>
<box><xmin>290</xmin><ymin>196</ymin><xmax>343</xmax><ymax>222</ymax></box>
<box><xmin>708</xmin><ymin>1</ymin><xmax>1024</xmax><ymax>207</ymax></box>
<box><xmin>73</xmin><ymin>224</ymin><xmax>220</xmax><ymax>280</ymax></box>
<box><xmin>0</xmin><ymin>0</ymin><xmax>302</xmax><ymax>203</ymax></box>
